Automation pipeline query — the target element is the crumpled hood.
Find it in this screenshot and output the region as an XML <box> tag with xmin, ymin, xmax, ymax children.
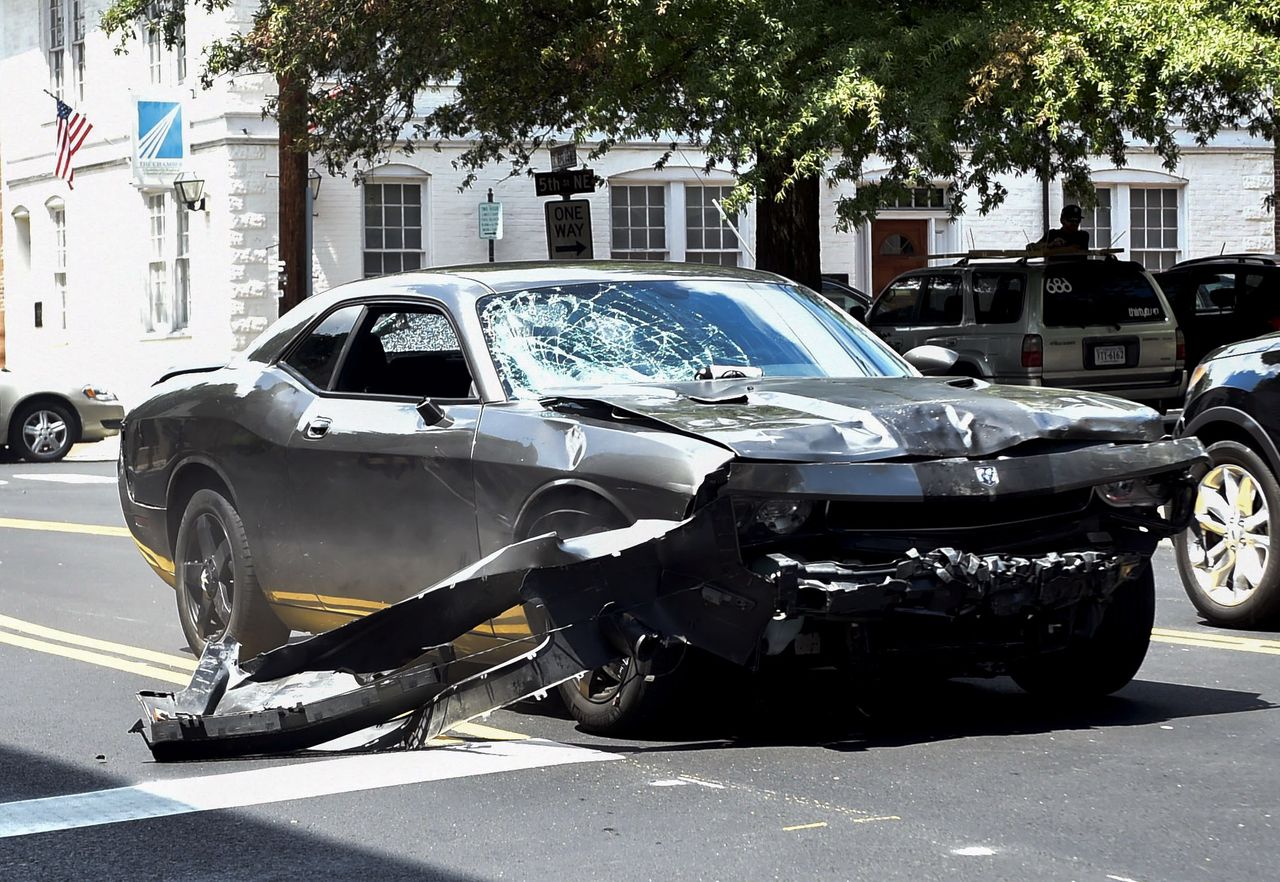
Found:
<box><xmin>543</xmin><ymin>376</ymin><xmax>1164</xmax><ymax>462</ymax></box>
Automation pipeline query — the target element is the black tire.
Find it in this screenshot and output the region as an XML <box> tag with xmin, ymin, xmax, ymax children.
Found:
<box><xmin>1174</xmin><ymin>440</ymin><xmax>1280</xmax><ymax>627</ymax></box>
<box><xmin>519</xmin><ymin>489</ymin><xmax>682</xmax><ymax>735</ymax></box>
<box><xmin>174</xmin><ymin>488</ymin><xmax>289</xmax><ymax>658</ymax></box>
<box><xmin>1010</xmin><ymin>567</ymin><xmax>1155</xmax><ymax>698</ymax></box>
<box><xmin>8</xmin><ymin>400</ymin><xmax>77</xmax><ymax>462</ymax></box>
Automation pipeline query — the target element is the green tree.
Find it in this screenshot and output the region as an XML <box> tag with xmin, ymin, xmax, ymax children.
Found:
<box><xmin>104</xmin><ymin>1</ymin><xmax>1280</xmax><ymax>289</ymax></box>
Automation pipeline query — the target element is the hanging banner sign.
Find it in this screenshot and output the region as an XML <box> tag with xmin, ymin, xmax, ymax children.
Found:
<box><xmin>133</xmin><ymin>98</ymin><xmax>185</xmax><ymax>186</ymax></box>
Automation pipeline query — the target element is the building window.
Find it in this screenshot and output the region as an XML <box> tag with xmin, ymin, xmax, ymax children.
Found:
<box><xmin>885</xmin><ymin>185</ymin><xmax>948</xmax><ymax>210</ymax></box>
<box><xmin>174</xmin><ymin>19</ymin><xmax>187</xmax><ymax>84</ymax></box>
<box><xmin>1074</xmin><ymin>187</ymin><xmax>1112</xmax><ymax>250</ymax></box>
<box><xmin>51</xmin><ymin>208</ymin><xmax>68</xmax><ymax>330</ymax></box>
<box><xmin>71</xmin><ymin>0</ymin><xmax>85</xmax><ymax>101</ymax></box>
<box><xmin>610</xmin><ymin>185</ymin><xmax>666</xmax><ymax>260</ymax></box>
<box><xmin>1130</xmin><ymin>187</ymin><xmax>1180</xmax><ymax>271</ymax></box>
<box><xmin>173</xmin><ymin>204</ymin><xmax>191</xmax><ymax>331</ymax></box>
<box><xmin>363</xmin><ymin>182</ymin><xmax>424</xmax><ymax>277</ymax></box>
<box><xmin>48</xmin><ymin>0</ymin><xmax>65</xmax><ymax>99</ymax></box>
<box><xmin>685</xmin><ymin>185</ymin><xmax>740</xmax><ymax>266</ymax></box>
<box><xmin>145</xmin><ymin>194</ymin><xmax>170</xmax><ymax>332</ymax></box>
<box><xmin>146</xmin><ymin>26</ymin><xmax>163</xmax><ymax>84</ymax></box>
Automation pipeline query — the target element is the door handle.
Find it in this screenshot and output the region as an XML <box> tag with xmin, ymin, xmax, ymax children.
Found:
<box><xmin>303</xmin><ymin>417</ymin><xmax>331</xmax><ymax>439</ymax></box>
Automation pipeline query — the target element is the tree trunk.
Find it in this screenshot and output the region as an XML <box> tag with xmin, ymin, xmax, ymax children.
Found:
<box><xmin>754</xmin><ymin>159</ymin><xmax>822</xmax><ymax>291</ymax></box>
<box><xmin>1274</xmin><ymin>133</ymin><xmax>1279</xmax><ymax>252</ymax></box>
<box><xmin>277</xmin><ymin>74</ymin><xmax>309</xmax><ymax>316</ymax></box>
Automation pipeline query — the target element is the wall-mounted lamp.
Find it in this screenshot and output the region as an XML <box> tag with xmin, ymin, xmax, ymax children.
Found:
<box><xmin>307</xmin><ymin>168</ymin><xmax>322</xmax><ymax>201</ymax></box>
<box><xmin>174</xmin><ymin>172</ymin><xmax>207</xmax><ymax>211</ymax></box>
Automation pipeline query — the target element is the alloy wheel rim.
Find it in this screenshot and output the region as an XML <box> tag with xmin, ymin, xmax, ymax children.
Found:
<box><xmin>22</xmin><ymin>409</ymin><xmax>69</xmax><ymax>455</ymax></box>
<box><xmin>1187</xmin><ymin>463</ymin><xmax>1271</xmax><ymax>607</ymax></box>
<box><xmin>182</xmin><ymin>513</ymin><xmax>235</xmax><ymax>640</ymax></box>
<box><xmin>577</xmin><ymin>658</ymin><xmax>630</xmax><ymax>704</ymax></box>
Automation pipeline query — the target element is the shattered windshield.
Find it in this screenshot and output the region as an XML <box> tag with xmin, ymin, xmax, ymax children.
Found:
<box><xmin>477</xmin><ymin>279</ymin><xmax>910</xmax><ymax>397</ymax></box>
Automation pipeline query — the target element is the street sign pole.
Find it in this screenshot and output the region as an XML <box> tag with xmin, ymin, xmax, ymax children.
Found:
<box><xmin>487</xmin><ymin>189</ymin><xmax>494</xmax><ymax>263</ymax></box>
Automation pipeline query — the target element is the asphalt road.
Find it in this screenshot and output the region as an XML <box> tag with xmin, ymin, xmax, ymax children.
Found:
<box><xmin>1</xmin><ymin>456</ymin><xmax>1277</xmax><ymax>881</ymax></box>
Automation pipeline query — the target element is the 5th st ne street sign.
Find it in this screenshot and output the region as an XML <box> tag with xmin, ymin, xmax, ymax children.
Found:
<box><xmin>545</xmin><ymin>199</ymin><xmax>593</xmax><ymax>259</ymax></box>
<box><xmin>534</xmin><ymin>168</ymin><xmax>596</xmax><ymax>198</ymax></box>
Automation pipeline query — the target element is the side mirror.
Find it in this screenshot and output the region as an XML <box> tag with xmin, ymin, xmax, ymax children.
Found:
<box><xmin>416</xmin><ymin>398</ymin><xmax>452</xmax><ymax>427</ymax></box>
<box><xmin>903</xmin><ymin>344</ymin><xmax>960</xmax><ymax>376</ymax></box>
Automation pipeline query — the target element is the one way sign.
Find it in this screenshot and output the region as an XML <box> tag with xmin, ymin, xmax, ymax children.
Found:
<box><xmin>544</xmin><ymin>199</ymin><xmax>594</xmax><ymax>260</ymax></box>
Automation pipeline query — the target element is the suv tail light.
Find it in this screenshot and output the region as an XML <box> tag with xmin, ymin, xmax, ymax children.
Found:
<box><xmin>1021</xmin><ymin>334</ymin><xmax>1043</xmax><ymax>369</ymax></box>
<box><xmin>1175</xmin><ymin>327</ymin><xmax>1186</xmax><ymax>364</ymax></box>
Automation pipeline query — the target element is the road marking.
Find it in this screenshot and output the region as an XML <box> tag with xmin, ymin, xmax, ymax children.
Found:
<box><xmin>0</xmin><ymin>631</ymin><xmax>191</xmax><ymax>685</ymax></box>
<box><xmin>0</xmin><ymin>516</ymin><xmax>130</xmax><ymax>537</ymax></box>
<box><xmin>0</xmin><ymin>613</ymin><xmax>197</xmax><ymax>671</ymax></box>
<box><xmin>11</xmin><ymin>473</ymin><xmax>117</xmax><ymax>485</ymax></box>
<box><xmin>951</xmin><ymin>846</ymin><xmax>997</xmax><ymax>856</ymax></box>
<box><xmin>783</xmin><ymin>821</ymin><xmax>828</xmax><ymax>832</ymax></box>
<box><xmin>0</xmin><ymin>739</ymin><xmax>621</xmax><ymax>839</ymax></box>
<box><xmin>1151</xmin><ymin>627</ymin><xmax>1280</xmax><ymax>656</ymax></box>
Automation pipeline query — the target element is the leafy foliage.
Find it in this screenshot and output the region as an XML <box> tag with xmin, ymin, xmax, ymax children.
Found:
<box><xmin>101</xmin><ymin>0</ymin><xmax>1280</xmax><ymax>226</ymax></box>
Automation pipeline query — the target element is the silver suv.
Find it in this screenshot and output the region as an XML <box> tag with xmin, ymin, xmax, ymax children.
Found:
<box><xmin>866</xmin><ymin>257</ymin><xmax>1186</xmax><ymax>408</ymax></box>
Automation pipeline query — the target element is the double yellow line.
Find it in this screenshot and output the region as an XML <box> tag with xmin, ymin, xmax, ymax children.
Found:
<box><xmin>0</xmin><ymin>613</ymin><xmax>196</xmax><ymax>685</ymax></box>
<box><xmin>1151</xmin><ymin>627</ymin><xmax>1280</xmax><ymax>656</ymax></box>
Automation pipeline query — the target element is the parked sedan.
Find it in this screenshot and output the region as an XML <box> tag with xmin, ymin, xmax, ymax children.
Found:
<box><xmin>1175</xmin><ymin>331</ymin><xmax>1280</xmax><ymax>626</ymax></box>
<box><xmin>0</xmin><ymin>368</ymin><xmax>124</xmax><ymax>462</ymax></box>
<box><xmin>119</xmin><ymin>262</ymin><xmax>1204</xmax><ymax>734</ymax></box>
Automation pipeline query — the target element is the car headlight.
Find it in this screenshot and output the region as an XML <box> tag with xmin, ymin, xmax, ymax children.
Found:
<box><xmin>1187</xmin><ymin>362</ymin><xmax>1208</xmax><ymax>393</ymax></box>
<box><xmin>82</xmin><ymin>385</ymin><xmax>118</xmax><ymax>402</ymax></box>
<box><xmin>752</xmin><ymin>499</ymin><xmax>814</xmax><ymax>535</ymax></box>
<box><xmin>1097</xmin><ymin>477</ymin><xmax>1171</xmax><ymax>508</ymax></box>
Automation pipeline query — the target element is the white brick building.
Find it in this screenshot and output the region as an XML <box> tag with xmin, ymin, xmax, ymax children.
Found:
<box><xmin>2</xmin><ymin>1</ymin><xmax>1275</xmax><ymax>401</ymax></box>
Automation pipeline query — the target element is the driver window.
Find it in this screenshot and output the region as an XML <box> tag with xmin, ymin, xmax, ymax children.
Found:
<box><xmin>334</xmin><ymin>306</ymin><xmax>475</xmax><ymax>399</ymax></box>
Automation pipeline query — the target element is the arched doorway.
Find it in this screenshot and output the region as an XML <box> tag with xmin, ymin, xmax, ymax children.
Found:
<box><xmin>871</xmin><ymin>219</ymin><xmax>928</xmax><ymax>296</ymax></box>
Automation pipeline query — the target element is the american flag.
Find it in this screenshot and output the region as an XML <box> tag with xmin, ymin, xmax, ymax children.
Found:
<box><xmin>54</xmin><ymin>97</ymin><xmax>92</xmax><ymax>189</ymax></box>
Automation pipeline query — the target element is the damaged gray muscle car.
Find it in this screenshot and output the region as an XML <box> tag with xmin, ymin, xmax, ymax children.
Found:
<box><xmin>119</xmin><ymin>262</ymin><xmax>1205</xmax><ymax>759</ymax></box>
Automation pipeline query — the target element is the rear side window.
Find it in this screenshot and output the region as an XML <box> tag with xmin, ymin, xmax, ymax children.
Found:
<box><xmin>334</xmin><ymin>307</ymin><xmax>475</xmax><ymax>399</ymax></box>
<box><xmin>1041</xmin><ymin>263</ymin><xmax>1166</xmax><ymax>326</ymax></box>
<box><xmin>283</xmin><ymin>305</ymin><xmax>364</xmax><ymax>389</ymax></box>
<box><xmin>973</xmin><ymin>273</ymin><xmax>1025</xmax><ymax>324</ymax></box>
<box><xmin>1191</xmin><ymin>272</ymin><xmax>1237</xmax><ymax>315</ymax></box>
<box><xmin>870</xmin><ymin>277</ymin><xmax>922</xmax><ymax>325</ymax></box>
<box><xmin>917</xmin><ymin>275</ymin><xmax>963</xmax><ymax>325</ymax></box>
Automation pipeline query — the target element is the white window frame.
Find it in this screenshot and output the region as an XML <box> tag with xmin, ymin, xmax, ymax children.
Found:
<box><xmin>1070</xmin><ymin>171</ymin><xmax>1187</xmax><ymax>271</ymax></box>
<box><xmin>606</xmin><ymin>172</ymin><xmax>754</xmax><ymax>267</ymax></box>
<box><xmin>51</xmin><ymin>206</ymin><xmax>68</xmax><ymax>331</ymax></box>
<box><xmin>146</xmin><ymin>26</ymin><xmax>164</xmax><ymax>85</ymax></box>
<box><xmin>47</xmin><ymin>0</ymin><xmax>66</xmax><ymax>100</ymax></box>
<box><xmin>141</xmin><ymin>193</ymin><xmax>192</xmax><ymax>336</ymax></box>
<box><xmin>609</xmin><ymin>184</ymin><xmax>668</xmax><ymax>260</ymax></box>
<box><xmin>173</xmin><ymin>204</ymin><xmax>191</xmax><ymax>331</ymax></box>
<box><xmin>1128</xmin><ymin>187</ymin><xmax>1181</xmax><ymax>271</ymax></box>
<box><xmin>684</xmin><ymin>184</ymin><xmax>742</xmax><ymax>267</ymax></box>
<box><xmin>361</xmin><ymin>171</ymin><xmax>429</xmax><ymax>277</ymax></box>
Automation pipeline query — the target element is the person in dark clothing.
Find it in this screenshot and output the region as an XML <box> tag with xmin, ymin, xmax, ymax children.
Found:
<box><xmin>1029</xmin><ymin>204</ymin><xmax>1090</xmax><ymax>250</ymax></box>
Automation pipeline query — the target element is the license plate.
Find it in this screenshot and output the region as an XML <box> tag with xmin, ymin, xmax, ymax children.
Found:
<box><xmin>1094</xmin><ymin>344</ymin><xmax>1127</xmax><ymax>366</ymax></box>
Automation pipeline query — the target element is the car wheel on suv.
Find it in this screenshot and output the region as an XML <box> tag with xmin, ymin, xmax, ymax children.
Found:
<box><xmin>1175</xmin><ymin>440</ymin><xmax>1280</xmax><ymax>626</ymax></box>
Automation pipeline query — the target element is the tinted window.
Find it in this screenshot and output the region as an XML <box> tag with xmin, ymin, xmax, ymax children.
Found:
<box><xmin>870</xmin><ymin>277</ymin><xmax>922</xmax><ymax>325</ymax></box>
<box><xmin>973</xmin><ymin>273</ymin><xmax>1025</xmax><ymax>324</ymax></box>
<box><xmin>917</xmin><ymin>275</ymin><xmax>963</xmax><ymax>325</ymax></box>
<box><xmin>334</xmin><ymin>307</ymin><xmax>474</xmax><ymax>398</ymax></box>
<box><xmin>1191</xmin><ymin>272</ymin><xmax>1237</xmax><ymax>315</ymax></box>
<box><xmin>283</xmin><ymin>305</ymin><xmax>364</xmax><ymax>389</ymax></box>
<box><xmin>1041</xmin><ymin>263</ymin><xmax>1166</xmax><ymax>326</ymax></box>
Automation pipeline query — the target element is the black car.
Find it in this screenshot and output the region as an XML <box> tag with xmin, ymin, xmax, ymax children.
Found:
<box><xmin>1175</xmin><ymin>331</ymin><xmax>1280</xmax><ymax>626</ymax></box>
<box><xmin>1157</xmin><ymin>254</ymin><xmax>1280</xmax><ymax>368</ymax></box>
<box><xmin>820</xmin><ymin>275</ymin><xmax>872</xmax><ymax>318</ymax></box>
<box><xmin>119</xmin><ymin>262</ymin><xmax>1204</xmax><ymax>737</ymax></box>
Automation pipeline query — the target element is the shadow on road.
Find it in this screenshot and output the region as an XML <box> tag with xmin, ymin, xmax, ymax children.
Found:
<box><xmin>0</xmin><ymin>743</ymin><xmax>495</xmax><ymax>882</ymax></box>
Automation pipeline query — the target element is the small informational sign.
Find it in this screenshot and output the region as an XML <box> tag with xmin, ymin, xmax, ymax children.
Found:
<box><xmin>550</xmin><ymin>143</ymin><xmax>578</xmax><ymax>171</ymax></box>
<box><xmin>132</xmin><ymin>98</ymin><xmax>185</xmax><ymax>186</ymax></box>
<box><xmin>545</xmin><ymin>199</ymin><xmax>593</xmax><ymax>260</ymax></box>
<box><xmin>534</xmin><ymin>168</ymin><xmax>596</xmax><ymax>198</ymax></box>
<box><xmin>478</xmin><ymin>201</ymin><xmax>504</xmax><ymax>240</ymax></box>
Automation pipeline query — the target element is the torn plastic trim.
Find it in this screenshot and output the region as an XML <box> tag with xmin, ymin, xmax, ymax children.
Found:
<box><xmin>755</xmin><ymin>548</ymin><xmax>1144</xmax><ymax>620</ymax></box>
<box><xmin>133</xmin><ymin>498</ymin><xmax>776</xmax><ymax>761</ymax></box>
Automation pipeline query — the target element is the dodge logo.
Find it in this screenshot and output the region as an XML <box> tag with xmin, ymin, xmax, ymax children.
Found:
<box><xmin>975</xmin><ymin>465</ymin><xmax>999</xmax><ymax>487</ymax></box>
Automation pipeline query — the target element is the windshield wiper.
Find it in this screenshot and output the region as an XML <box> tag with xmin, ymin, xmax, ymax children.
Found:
<box><xmin>695</xmin><ymin>364</ymin><xmax>764</xmax><ymax>380</ymax></box>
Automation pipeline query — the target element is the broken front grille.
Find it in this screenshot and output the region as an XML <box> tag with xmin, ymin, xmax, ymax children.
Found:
<box><xmin>825</xmin><ymin>489</ymin><xmax>1093</xmax><ymax>532</ymax></box>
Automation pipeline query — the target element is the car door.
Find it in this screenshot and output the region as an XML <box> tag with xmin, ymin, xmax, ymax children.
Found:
<box><xmin>867</xmin><ymin>274</ymin><xmax>924</xmax><ymax>353</ymax></box>
<box><xmin>279</xmin><ymin>300</ymin><xmax>484</xmax><ymax>623</ymax></box>
<box><xmin>911</xmin><ymin>272</ymin><xmax>966</xmax><ymax>350</ymax></box>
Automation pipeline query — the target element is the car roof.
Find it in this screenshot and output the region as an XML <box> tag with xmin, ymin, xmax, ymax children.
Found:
<box><xmin>1166</xmin><ymin>253</ymin><xmax>1280</xmax><ymax>270</ymax></box>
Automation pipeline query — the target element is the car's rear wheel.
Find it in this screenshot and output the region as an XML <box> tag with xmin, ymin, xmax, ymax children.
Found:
<box><xmin>519</xmin><ymin>490</ymin><xmax>683</xmax><ymax>735</ymax></box>
<box><xmin>174</xmin><ymin>488</ymin><xmax>289</xmax><ymax>658</ymax></box>
<box><xmin>9</xmin><ymin>400</ymin><xmax>77</xmax><ymax>462</ymax></box>
<box><xmin>1010</xmin><ymin>568</ymin><xmax>1155</xmax><ymax>698</ymax></box>
<box><xmin>1174</xmin><ymin>440</ymin><xmax>1280</xmax><ymax>626</ymax></box>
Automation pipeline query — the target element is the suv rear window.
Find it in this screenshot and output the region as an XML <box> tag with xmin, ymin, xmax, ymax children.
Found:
<box><xmin>1041</xmin><ymin>262</ymin><xmax>1166</xmax><ymax>326</ymax></box>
